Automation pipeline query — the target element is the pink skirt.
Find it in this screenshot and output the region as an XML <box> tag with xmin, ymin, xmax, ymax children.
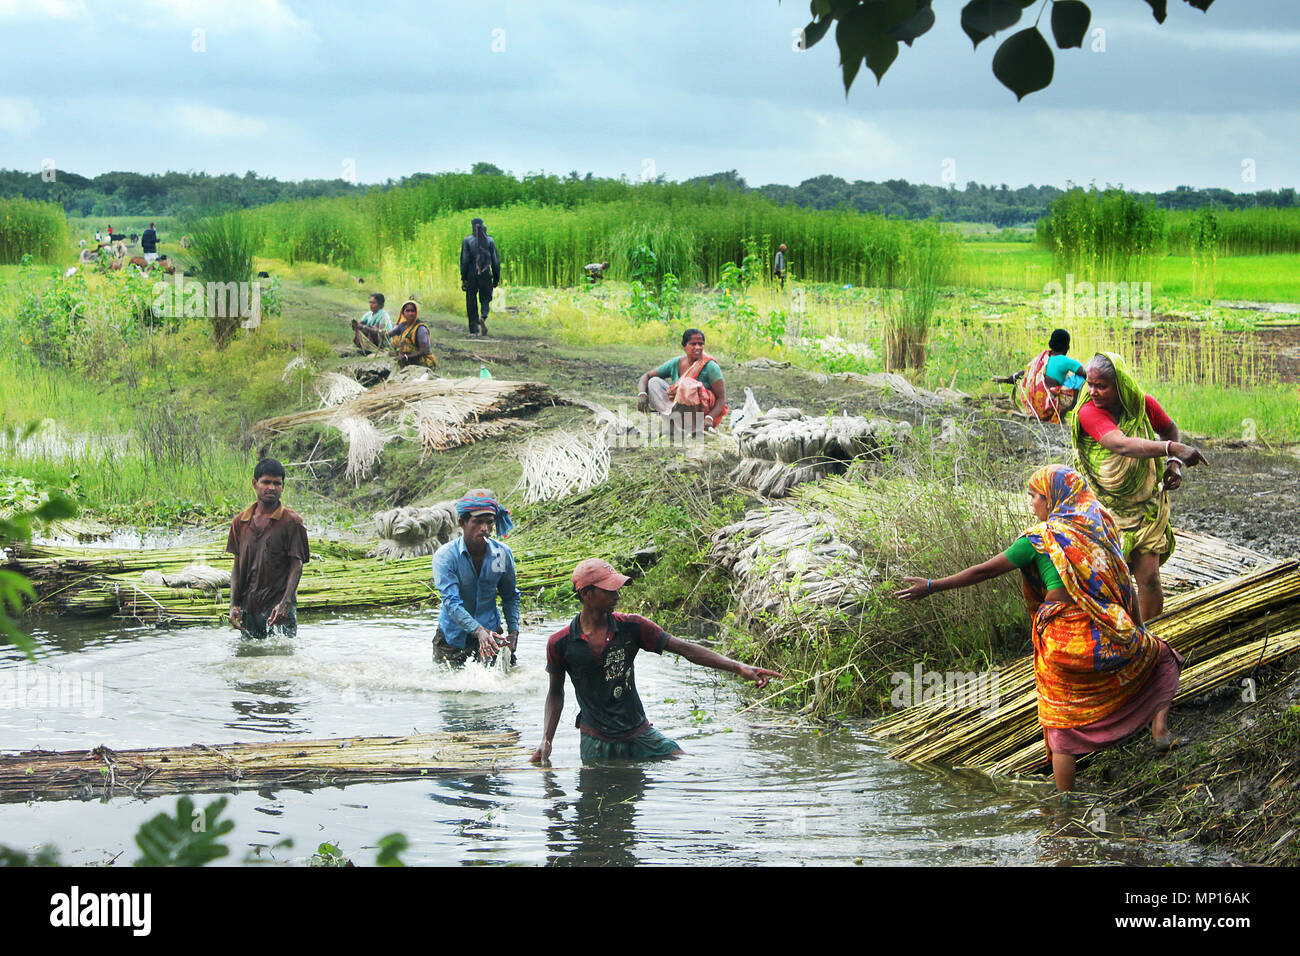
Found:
<box><xmin>1045</xmin><ymin>640</ymin><xmax>1184</xmax><ymax>757</ymax></box>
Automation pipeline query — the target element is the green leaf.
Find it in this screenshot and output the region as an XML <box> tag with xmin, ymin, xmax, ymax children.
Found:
<box><xmin>133</xmin><ymin>796</ymin><xmax>235</xmax><ymax>866</ymax></box>
<box><xmin>888</xmin><ymin>2</ymin><xmax>936</xmax><ymax>46</ymax></box>
<box><xmin>992</xmin><ymin>26</ymin><xmax>1055</xmax><ymax>100</ymax></box>
<box><xmin>961</xmin><ymin>0</ymin><xmax>1027</xmax><ymax>48</ymax></box>
<box><xmin>865</xmin><ymin>32</ymin><xmax>900</xmax><ymax>82</ymax></box>
<box><xmin>376</xmin><ymin>832</ymin><xmax>409</xmax><ymax>867</ymax></box>
<box><xmin>802</xmin><ymin>16</ymin><xmax>833</xmax><ymax>49</ymax></box>
<box><xmin>1050</xmin><ymin>0</ymin><xmax>1091</xmax><ymax>48</ymax></box>
<box><xmin>836</xmin><ymin>5</ymin><xmax>873</xmax><ymax>92</ymax></box>
<box><xmin>1143</xmin><ymin>0</ymin><xmax>1168</xmax><ymax>23</ymax></box>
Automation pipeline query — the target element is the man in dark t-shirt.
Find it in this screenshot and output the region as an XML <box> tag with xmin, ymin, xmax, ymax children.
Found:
<box><xmin>531</xmin><ymin>559</ymin><xmax>781</xmax><ymax>764</ymax></box>
<box><xmin>226</xmin><ymin>458</ymin><xmax>310</xmax><ymax>639</ymax></box>
<box><xmin>141</xmin><ymin>223</ymin><xmax>158</xmax><ymax>262</ymax></box>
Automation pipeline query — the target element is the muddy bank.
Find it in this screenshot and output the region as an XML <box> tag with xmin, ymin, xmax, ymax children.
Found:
<box><xmin>1086</xmin><ymin>653</ymin><xmax>1300</xmax><ymax>865</ymax></box>
<box><xmin>1166</xmin><ymin>446</ymin><xmax>1300</xmax><ymax>559</ymax></box>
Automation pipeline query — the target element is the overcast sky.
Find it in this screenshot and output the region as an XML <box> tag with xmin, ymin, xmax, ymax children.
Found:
<box><xmin>1</xmin><ymin>0</ymin><xmax>1297</xmax><ymax>192</ymax></box>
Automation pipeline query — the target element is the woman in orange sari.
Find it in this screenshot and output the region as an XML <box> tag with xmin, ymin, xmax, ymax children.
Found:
<box><xmin>1012</xmin><ymin>328</ymin><xmax>1086</xmax><ymax>423</ymax></box>
<box><xmin>895</xmin><ymin>464</ymin><xmax>1184</xmax><ymax>791</ymax></box>
<box><xmin>636</xmin><ymin>328</ymin><xmax>728</xmax><ymax>433</ymax></box>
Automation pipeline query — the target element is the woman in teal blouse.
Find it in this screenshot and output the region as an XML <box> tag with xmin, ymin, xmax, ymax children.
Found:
<box><xmin>636</xmin><ymin>328</ymin><xmax>728</xmax><ymax>432</ymax></box>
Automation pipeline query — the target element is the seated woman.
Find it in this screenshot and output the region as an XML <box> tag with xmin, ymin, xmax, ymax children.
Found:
<box><xmin>636</xmin><ymin>328</ymin><xmax>728</xmax><ymax>433</ymax></box>
<box><xmin>896</xmin><ymin>464</ymin><xmax>1186</xmax><ymax>792</ymax></box>
<box><xmin>1012</xmin><ymin>328</ymin><xmax>1087</xmax><ymax>422</ymax></box>
<box><xmin>351</xmin><ymin>293</ymin><xmax>393</xmax><ymax>352</ymax></box>
<box><xmin>387</xmin><ymin>300</ymin><xmax>437</xmax><ymax>370</ymax></box>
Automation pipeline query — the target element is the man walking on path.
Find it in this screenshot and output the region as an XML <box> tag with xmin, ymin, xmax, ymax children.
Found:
<box><xmin>141</xmin><ymin>222</ymin><xmax>158</xmax><ymax>263</ymax></box>
<box><xmin>773</xmin><ymin>243</ymin><xmax>787</xmax><ymax>290</ymax></box>
<box><xmin>530</xmin><ymin>559</ymin><xmax>781</xmax><ymax>764</ymax></box>
<box><xmin>227</xmin><ymin>459</ymin><xmax>310</xmax><ymax>639</ymax></box>
<box><xmin>460</xmin><ymin>217</ymin><xmax>501</xmax><ymax>336</ymax></box>
<box><xmin>431</xmin><ymin>491</ymin><xmax>520</xmax><ymax>666</ymax></box>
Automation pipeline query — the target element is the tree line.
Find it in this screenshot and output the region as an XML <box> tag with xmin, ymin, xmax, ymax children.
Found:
<box><xmin>1</xmin><ymin>164</ymin><xmax>1294</xmax><ymax>228</ymax></box>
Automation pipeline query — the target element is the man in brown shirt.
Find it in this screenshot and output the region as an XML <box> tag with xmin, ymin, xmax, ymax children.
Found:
<box><xmin>226</xmin><ymin>459</ymin><xmax>310</xmax><ymax>639</ymax></box>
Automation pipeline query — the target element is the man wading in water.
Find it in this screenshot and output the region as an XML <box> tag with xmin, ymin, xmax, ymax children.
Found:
<box><xmin>431</xmin><ymin>491</ymin><xmax>520</xmax><ymax>666</ymax></box>
<box><xmin>227</xmin><ymin>459</ymin><xmax>310</xmax><ymax>639</ymax></box>
<box><xmin>531</xmin><ymin>559</ymin><xmax>781</xmax><ymax>764</ymax></box>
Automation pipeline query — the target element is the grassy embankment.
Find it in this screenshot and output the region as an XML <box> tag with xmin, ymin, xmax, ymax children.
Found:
<box><xmin>6</xmin><ymin>188</ymin><xmax>1300</xmax><ymax>527</ymax></box>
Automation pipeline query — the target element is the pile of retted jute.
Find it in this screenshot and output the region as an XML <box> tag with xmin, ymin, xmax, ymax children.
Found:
<box><xmin>252</xmin><ymin>377</ymin><xmax>555</xmax><ymax>480</ymax></box>
<box><xmin>729</xmin><ymin>408</ymin><xmax>910</xmax><ymax>497</ymax></box>
<box><xmin>710</xmin><ymin>505</ymin><xmax>875</xmax><ymax>621</ymax></box>
<box><xmin>370</xmin><ymin>501</ymin><xmax>459</xmax><ymax>559</ymax></box>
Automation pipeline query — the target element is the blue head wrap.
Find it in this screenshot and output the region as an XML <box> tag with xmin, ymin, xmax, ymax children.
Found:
<box><xmin>456</xmin><ymin>494</ymin><xmax>513</xmax><ymax>538</ymax></box>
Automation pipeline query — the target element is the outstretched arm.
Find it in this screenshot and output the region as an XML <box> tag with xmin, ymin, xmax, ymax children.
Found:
<box><xmin>530</xmin><ymin>671</ymin><xmax>565</xmax><ymax>765</ymax></box>
<box><xmin>664</xmin><ymin>636</ymin><xmax>781</xmax><ymax>688</ymax></box>
<box><xmin>1097</xmin><ymin>428</ymin><xmax>1207</xmax><ymax>468</ymax></box>
<box><xmin>895</xmin><ymin>553</ymin><xmax>1017</xmax><ymax>601</ymax></box>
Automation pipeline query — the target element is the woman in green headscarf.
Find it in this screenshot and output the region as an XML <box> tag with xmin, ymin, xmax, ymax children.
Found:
<box><xmin>1070</xmin><ymin>352</ymin><xmax>1208</xmax><ymax>623</ymax></box>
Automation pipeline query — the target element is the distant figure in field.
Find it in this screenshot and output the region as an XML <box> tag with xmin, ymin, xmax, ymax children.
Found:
<box><xmin>460</xmin><ymin>217</ymin><xmax>501</xmax><ymax>336</ymax></box>
<box><xmin>141</xmin><ymin>222</ymin><xmax>159</xmax><ymax>263</ymax></box>
<box><xmin>584</xmin><ymin>261</ymin><xmax>609</xmax><ymax>282</ymax></box>
<box><xmin>773</xmin><ymin>243</ymin><xmax>787</xmax><ymax>290</ymax></box>
<box><xmin>1011</xmin><ymin>328</ymin><xmax>1088</xmax><ymax>423</ymax></box>
<box><xmin>351</xmin><ymin>293</ymin><xmax>393</xmax><ymax>352</ymax></box>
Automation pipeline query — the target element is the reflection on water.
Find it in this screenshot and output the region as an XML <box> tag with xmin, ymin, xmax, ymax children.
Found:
<box><xmin>543</xmin><ymin>767</ymin><xmax>648</xmax><ymax>867</ymax></box>
<box><xmin>0</xmin><ymin>610</ymin><xmax>1229</xmax><ymax>865</ymax></box>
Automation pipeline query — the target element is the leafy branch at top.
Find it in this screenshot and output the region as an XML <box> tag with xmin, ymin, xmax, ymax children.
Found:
<box><xmin>796</xmin><ymin>0</ymin><xmax>1216</xmax><ymax>100</ymax></box>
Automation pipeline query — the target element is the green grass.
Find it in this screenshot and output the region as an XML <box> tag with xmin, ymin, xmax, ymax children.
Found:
<box><xmin>1167</xmin><ymin>206</ymin><xmax>1300</xmax><ymax>256</ymax></box>
<box><xmin>0</xmin><ymin>198</ymin><xmax>68</xmax><ymax>264</ymax></box>
<box><xmin>957</xmin><ymin>244</ymin><xmax>1300</xmax><ymax>302</ymax></box>
<box><xmin>1156</xmin><ymin>383</ymin><xmax>1298</xmax><ymax>445</ymax></box>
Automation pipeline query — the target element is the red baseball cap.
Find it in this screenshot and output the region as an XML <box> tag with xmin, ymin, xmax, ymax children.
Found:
<box><xmin>572</xmin><ymin>558</ymin><xmax>630</xmax><ymax>592</ymax></box>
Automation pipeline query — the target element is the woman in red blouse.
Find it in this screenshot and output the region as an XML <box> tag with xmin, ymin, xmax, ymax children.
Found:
<box><xmin>1069</xmin><ymin>352</ymin><xmax>1208</xmax><ymax>623</ymax></box>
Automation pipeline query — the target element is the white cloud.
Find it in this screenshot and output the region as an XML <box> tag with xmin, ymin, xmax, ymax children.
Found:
<box><xmin>173</xmin><ymin>105</ymin><xmax>271</xmax><ymax>138</ymax></box>
<box><xmin>0</xmin><ymin>0</ymin><xmax>87</xmax><ymax>19</ymax></box>
<box><xmin>1113</xmin><ymin>17</ymin><xmax>1300</xmax><ymax>54</ymax></box>
<box><xmin>133</xmin><ymin>0</ymin><xmax>315</xmax><ymax>37</ymax></box>
<box><xmin>0</xmin><ymin>98</ymin><xmax>42</xmax><ymax>136</ymax></box>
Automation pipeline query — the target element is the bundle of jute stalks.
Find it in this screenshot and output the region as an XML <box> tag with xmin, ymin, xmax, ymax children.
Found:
<box><xmin>0</xmin><ymin>732</ymin><xmax>527</xmax><ymax>802</ymax></box>
<box><xmin>11</xmin><ymin>536</ymin><xmax>594</xmax><ymax>624</ymax></box>
<box><xmin>728</xmin><ymin>408</ymin><xmax>910</xmax><ymax>498</ymax></box>
<box><xmin>371</xmin><ymin>501</ymin><xmax>459</xmax><ymax>558</ymax></box>
<box><xmin>710</xmin><ymin>505</ymin><xmax>876</xmax><ymax>621</ymax></box>
<box><xmin>252</xmin><ymin>377</ymin><xmax>556</xmax><ymax>478</ymax></box>
<box><xmin>873</xmin><ymin>560</ymin><xmax>1300</xmax><ymax>777</ymax></box>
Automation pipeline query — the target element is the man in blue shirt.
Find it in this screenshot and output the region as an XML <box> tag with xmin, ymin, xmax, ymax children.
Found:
<box><xmin>431</xmin><ymin>491</ymin><xmax>521</xmax><ymax>666</ymax></box>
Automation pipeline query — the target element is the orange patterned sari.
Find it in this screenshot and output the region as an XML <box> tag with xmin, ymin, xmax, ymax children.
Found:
<box><xmin>1022</xmin><ymin>465</ymin><xmax>1160</xmax><ymax>729</ymax></box>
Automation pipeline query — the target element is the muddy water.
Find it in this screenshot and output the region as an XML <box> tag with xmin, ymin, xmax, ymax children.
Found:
<box><xmin>0</xmin><ymin>612</ymin><xmax>1225</xmax><ymax>866</ymax></box>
